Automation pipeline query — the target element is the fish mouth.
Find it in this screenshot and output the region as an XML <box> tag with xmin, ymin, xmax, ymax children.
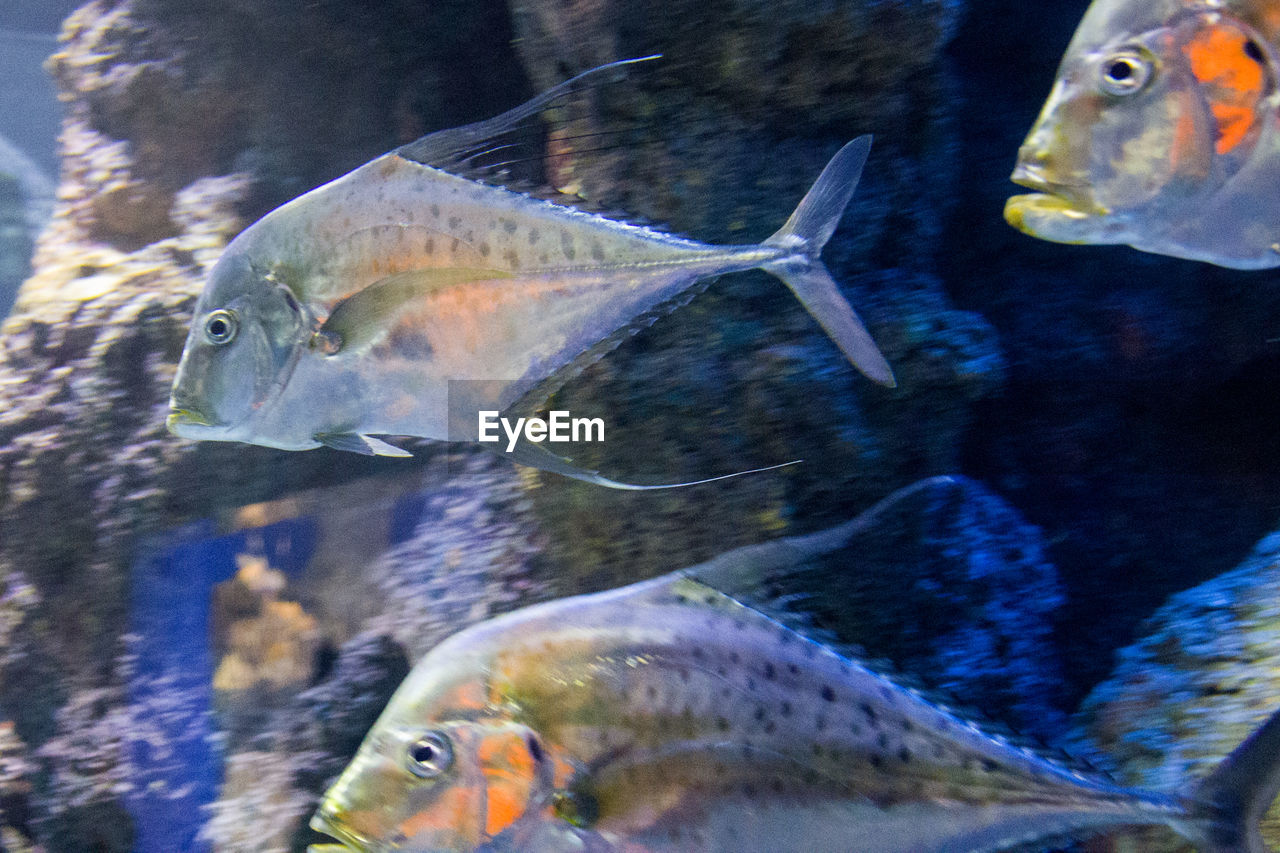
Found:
<box><xmin>308</xmin><ymin>810</ymin><xmax>372</xmax><ymax>852</ymax></box>
<box><xmin>165</xmin><ymin>407</ymin><xmax>218</xmax><ymax>434</ymax></box>
<box><xmin>1005</xmin><ymin>161</ymin><xmax>1112</xmax><ymax>242</ymax></box>
<box><xmin>1008</xmin><ymin>162</ymin><xmax>1100</xmax><ymax>212</ymax></box>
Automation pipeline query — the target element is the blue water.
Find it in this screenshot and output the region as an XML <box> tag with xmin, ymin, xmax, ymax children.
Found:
<box><xmin>126</xmin><ymin>516</ymin><xmax>318</xmax><ymax>853</ymax></box>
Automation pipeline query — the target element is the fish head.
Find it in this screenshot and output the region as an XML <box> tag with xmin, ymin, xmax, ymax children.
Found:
<box><xmin>1006</xmin><ymin>3</ymin><xmax>1280</xmax><ymax>265</ymax></box>
<box><xmin>309</xmin><ymin>717</ymin><xmax>556</xmax><ymax>852</ymax></box>
<box><xmin>168</xmin><ymin>249</ymin><xmax>307</xmax><ymax>442</ymax></box>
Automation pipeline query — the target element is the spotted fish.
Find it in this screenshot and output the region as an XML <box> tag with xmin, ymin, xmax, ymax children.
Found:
<box><xmin>166</xmin><ymin>58</ymin><xmax>893</xmax><ymax>487</ymax></box>
<box><xmin>307</xmin><ymin>567</ymin><xmax>1280</xmax><ymax>852</ymax></box>
<box><xmin>1006</xmin><ymin>0</ymin><xmax>1280</xmax><ymax>268</ymax></box>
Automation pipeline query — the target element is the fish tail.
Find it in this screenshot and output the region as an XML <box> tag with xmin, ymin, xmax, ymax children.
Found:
<box><xmin>760</xmin><ymin>136</ymin><xmax>895</xmax><ymax>386</ymax></box>
<box><xmin>1182</xmin><ymin>704</ymin><xmax>1280</xmax><ymax>852</ymax></box>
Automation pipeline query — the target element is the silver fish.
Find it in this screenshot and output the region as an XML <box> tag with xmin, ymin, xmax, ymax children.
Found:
<box><xmin>307</xmin><ymin>566</ymin><xmax>1280</xmax><ymax>852</ymax></box>
<box><xmin>1006</xmin><ymin>0</ymin><xmax>1280</xmax><ymax>268</ymax></box>
<box><xmin>166</xmin><ymin>58</ymin><xmax>893</xmax><ymax>487</ymax></box>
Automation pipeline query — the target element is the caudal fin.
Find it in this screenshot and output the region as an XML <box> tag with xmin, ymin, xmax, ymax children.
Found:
<box><xmin>762</xmin><ymin>136</ymin><xmax>895</xmax><ymax>387</ymax></box>
<box><xmin>1188</xmin><ymin>704</ymin><xmax>1280</xmax><ymax>852</ymax></box>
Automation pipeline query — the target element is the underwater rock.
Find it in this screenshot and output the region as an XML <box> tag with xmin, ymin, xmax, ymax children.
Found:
<box><xmin>1069</xmin><ymin>529</ymin><xmax>1280</xmax><ymax>851</ymax></box>
<box><xmin>199</xmin><ymin>453</ymin><xmax>548</xmax><ymax>853</ymax></box>
<box><xmin>0</xmin><ymin>720</ymin><xmax>36</xmax><ymax>851</ymax></box>
<box><xmin>201</xmin><ymin>634</ymin><xmax>410</xmax><ymax>853</ymax></box>
<box><xmin>777</xmin><ymin>473</ymin><xmax>1067</xmax><ymax>740</ymax></box>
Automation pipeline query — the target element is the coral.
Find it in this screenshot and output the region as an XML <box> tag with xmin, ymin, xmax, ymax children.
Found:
<box><xmin>778</xmin><ymin>474</ymin><xmax>1067</xmax><ymax>739</ymax></box>
<box><xmin>1068</xmin><ymin>529</ymin><xmax>1280</xmax><ymax>851</ymax></box>
<box><xmin>201</xmin><ymin>633</ymin><xmax>411</xmax><ymax>853</ymax></box>
<box><xmin>211</xmin><ymin>555</ymin><xmax>320</xmax><ymax>693</ymax></box>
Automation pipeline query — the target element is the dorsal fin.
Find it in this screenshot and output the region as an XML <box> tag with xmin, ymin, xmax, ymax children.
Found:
<box><xmin>396</xmin><ymin>56</ymin><xmax>661</xmax><ymax>192</ymax></box>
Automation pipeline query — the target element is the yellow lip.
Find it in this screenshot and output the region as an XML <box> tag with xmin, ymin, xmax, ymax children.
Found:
<box><xmin>309</xmin><ymin>810</ymin><xmax>367</xmax><ymax>852</ymax></box>
<box><xmin>166</xmin><ymin>408</ymin><xmax>214</xmax><ymax>431</ymax></box>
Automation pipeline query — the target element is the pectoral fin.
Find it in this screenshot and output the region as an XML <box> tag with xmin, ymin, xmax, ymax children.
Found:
<box><xmin>492</xmin><ymin>439</ymin><xmax>798</xmax><ymax>490</ymax></box>
<box><xmin>315</xmin><ymin>432</ymin><xmax>413</xmax><ymax>457</ymax></box>
<box><xmin>315</xmin><ymin>267</ymin><xmax>512</xmax><ymax>354</ymax></box>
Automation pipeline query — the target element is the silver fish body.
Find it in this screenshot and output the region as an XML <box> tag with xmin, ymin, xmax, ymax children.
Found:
<box><xmin>308</xmin><ymin>570</ymin><xmax>1280</xmax><ymax>852</ymax></box>
<box><xmin>168</xmin><ymin>60</ymin><xmax>893</xmax><ymax>481</ymax></box>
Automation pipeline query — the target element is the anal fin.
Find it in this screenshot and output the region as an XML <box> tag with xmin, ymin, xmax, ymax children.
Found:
<box><xmin>316</xmin><ymin>432</ymin><xmax>413</xmax><ymax>457</ymax></box>
<box><xmin>491</xmin><ymin>439</ymin><xmax>798</xmax><ymax>490</ymax></box>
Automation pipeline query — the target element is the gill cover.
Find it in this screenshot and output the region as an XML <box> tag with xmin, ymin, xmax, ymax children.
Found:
<box><xmin>169</xmin><ymin>251</ymin><xmax>305</xmax><ymax>432</ymax></box>
<box><xmin>312</xmin><ymin>720</ymin><xmax>555</xmax><ymax>852</ymax></box>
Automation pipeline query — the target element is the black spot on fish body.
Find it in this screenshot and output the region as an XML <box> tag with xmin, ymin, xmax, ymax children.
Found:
<box><xmin>763</xmin><ymin>663</ymin><xmax>776</xmax><ymax>681</ymax></box>
<box><xmin>860</xmin><ymin>702</ymin><xmax>877</xmax><ymax>724</ymax></box>
<box><xmin>716</xmin><ymin>716</ymin><xmax>730</xmax><ymax>732</ymax></box>
<box><xmin>590</xmin><ymin>239</ymin><xmax>605</xmax><ymax>261</ymax></box>
<box><xmin>503</xmin><ymin>249</ymin><xmax>520</xmax><ymax>269</ymax></box>
<box><xmin>754</xmin><ymin>705</ymin><xmax>766</xmax><ymax>722</ymax></box>
<box><xmin>820</xmin><ymin>685</ymin><xmax>835</xmax><ymax>702</ymax></box>
<box><xmin>424</xmin><ymin>237</ymin><xmax>435</xmax><ymax>255</ymax></box>
<box><xmin>787</xmin><ymin>663</ymin><xmax>799</xmax><ymax>675</ymax></box>
<box><xmin>877</xmin><ymin>733</ymin><xmax>890</xmax><ymax>749</ymax></box>
<box><xmin>898</xmin><ymin>747</ymin><xmax>911</xmax><ymax>763</ymax></box>
<box><xmin>479</xmin><ymin>242</ymin><xmax>491</xmax><ymax>257</ymax></box>
<box><xmin>729</xmin><ymin>652</ymin><xmax>740</xmax><ymax>665</ymax></box>
<box><xmin>870</xmin><ymin>755</ymin><xmax>884</xmax><ymax>770</ymax></box>
<box><xmin>981</xmin><ymin>759</ymin><xmax>999</xmax><ymax>773</ymax></box>
<box><xmin>780</xmin><ymin>701</ymin><xmax>792</xmax><ymax>717</ymax></box>
<box><xmin>561</xmin><ymin>230</ymin><xmax>576</xmax><ymax>260</ymax></box>
<box><xmin>504</xmin><ymin>219</ymin><xmax>518</xmax><ymax>234</ymax></box>
<box><xmin>815</xmin><ymin>714</ymin><xmax>827</xmax><ymax>732</ymax></box>
<box><xmin>646</xmin><ymin>685</ymin><xmax>657</xmax><ymax>701</ymax></box>
<box><xmin>528</xmin><ymin>228</ymin><xmax>539</xmax><ymax>244</ymax></box>
<box><xmin>448</xmin><ymin>216</ymin><xmax>462</xmax><ymax>230</ymax></box>
<box><xmin>430</xmin><ymin>204</ymin><xmax>440</xmax><ymax>218</ymax></box>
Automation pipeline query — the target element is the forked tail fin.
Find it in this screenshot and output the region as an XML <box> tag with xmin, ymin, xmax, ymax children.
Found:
<box><xmin>1188</xmin><ymin>704</ymin><xmax>1280</xmax><ymax>852</ymax></box>
<box><xmin>762</xmin><ymin>136</ymin><xmax>895</xmax><ymax>387</ymax></box>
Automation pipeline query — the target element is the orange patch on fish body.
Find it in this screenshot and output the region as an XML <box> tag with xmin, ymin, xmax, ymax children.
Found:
<box><xmin>1184</xmin><ymin>22</ymin><xmax>1268</xmax><ymax>154</ymax></box>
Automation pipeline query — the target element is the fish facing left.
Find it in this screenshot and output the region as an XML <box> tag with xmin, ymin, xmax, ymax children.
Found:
<box><xmin>1005</xmin><ymin>0</ymin><xmax>1280</xmax><ymax>268</ymax></box>
<box><xmin>166</xmin><ymin>58</ymin><xmax>894</xmax><ymax>485</ymax></box>
<box><xmin>307</xmin><ymin>570</ymin><xmax>1280</xmax><ymax>853</ymax></box>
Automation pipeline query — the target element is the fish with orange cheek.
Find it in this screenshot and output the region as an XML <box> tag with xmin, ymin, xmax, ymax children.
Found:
<box><xmin>309</xmin><ymin>567</ymin><xmax>1280</xmax><ymax>853</ymax></box>
<box><xmin>1006</xmin><ymin>0</ymin><xmax>1280</xmax><ymax>268</ymax></box>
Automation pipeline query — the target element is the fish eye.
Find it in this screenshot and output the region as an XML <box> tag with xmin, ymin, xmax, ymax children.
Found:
<box><xmin>203</xmin><ymin>310</ymin><xmax>239</xmax><ymax>345</ymax></box>
<box><xmin>1099</xmin><ymin>50</ymin><xmax>1152</xmax><ymax>96</ymax></box>
<box><xmin>406</xmin><ymin>732</ymin><xmax>453</xmax><ymax>778</ymax></box>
